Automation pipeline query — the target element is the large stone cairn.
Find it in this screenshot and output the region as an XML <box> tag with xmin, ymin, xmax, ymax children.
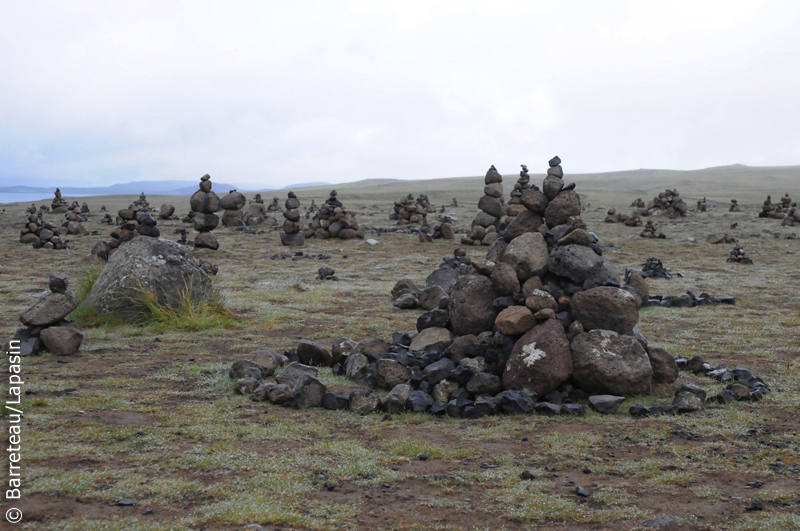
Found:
<box><xmin>640</xmin><ymin>220</ymin><xmax>665</xmax><ymax>239</ymax></box>
<box><xmin>158</xmin><ymin>203</ymin><xmax>178</xmax><ymax>220</ymax></box>
<box><xmin>758</xmin><ymin>195</ymin><xmax>783</xmax><ymax>219</ymax></box>
<box><xmin>306</xmin><ymin>190</ymin><xmax>364</xmax><ymax>240</ymax></box>
<box><xmin>391</xmin><ymin>194</ymin><xmax>426</xmax><ymax>225</ymax></box>
<box><xmin>366</xmin><ymin>156</ymin><xmax>679</xmax><ymax>417</ymax></box>
<box><xmin>727</xmin><ymin>244</ymin><xmax>753</xmax><ymax>264</ymax></box>
<box><xmin>19</xmin><ymin>212</ymin><xmax>67</xmax><ymax>249</ymax></box>
<box><xmin>642</xmin><ymin>189</ymin><xmax>687</xmax><ymax>218</ymax></box>
<box><xmin>61</xmin><ymin>201</ymin><xmax>88</xmax><ymax>235</ymax></box>
<box><xmin>220</xmin><ymin>190</ymin><xmax>247</xmax><ymax>227</ymax></box>
<box><xmin>729</xmin><ymin>199</ymin><xmax>741</xmax><ymax>212</ymax></box>
<box><xmin>505</xmin><ymin>165</ymin><xmax>532</xmax><ymax>219</ymax></box>
<box><xmin>461</xmin><ymin>165</ymin><xmax>507</xmax><ymax>246</ymax></box>
<box><xmin>10</xmin><ymin>274</ymin><xmax>83</xmax><ymax>356</ymax></box>
<box><xmin>51</xmin><ymin>188</ymin><xmax>68</xmax><ymax>213</ymax></box>
<box><xmin>190</xmin><ymin>174</ymin><xmax>220</xmax><ymax>249</ymax></box>
<box><xmin>280</xmin><ymin>192</ymin><xmax>305</xmax><ymax>247</ymax></box>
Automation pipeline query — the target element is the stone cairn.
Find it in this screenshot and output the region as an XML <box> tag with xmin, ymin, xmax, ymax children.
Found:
<box><xmin>306</xmin><ymin>190</ymin><xmax>364</xmax><ymax>240</ymax></box>
<box><xmin>727</xmin><ymin>244</ymin><xmax>753</xmax><ymax>264</ymax></box>
<box><xmin>606</xmin><ymin>209</ymin><xmax>642</xmax><ymax>226</ymax></box>
<box><xmin>780</xmin><ymin>193</ymin><xmax>793</xmax><ymax>211</ymax></box>
<box><xmin>93</xmin><ymin>203</ymin><xmax>162</xmax><ymax>260</ymax></box>
<box><xmin>391</xmin><ymin>194</ymin><xmax>427</xmax><ymax>225</ymax></box>
<box><xmin>641</xmin><ymin>189</ymin><xmax>687</xmax><ymax>218</ymax></box>
<box><xmin>10</xmin><ymin>274</ymin><xmax>83</xmax><ymax>356</ymax></box>
<box><xmin>630</xmin><ymin>198</ymin><xmax>645</xmax><ymax>208</ymax></box>
<box><xmin>729</xmin><ymin>199</ymin><xmax>741</xmax><ymax>212</ymax></box>
<box><xmin>781</xmin><ymin>207</ymin><xmax>800</xmax><ymax>227</ymax></box>
<box><xmin>190</xmin><ymin>174</ymin><xmax>220</xmax><ymax>249</ymax></box>
<box><xmin>220</xmin><ymin>190</ymin><xmax>247</xmax><ymax>227</ymax></box>
<box><xmin>308</xmin><ymin>200</ymin><xmax>318</xmax><ymax>213</ymax></box>
<box><xmin>696</xmin><ymin>197</ymin><xmax>707</xmax><ymax>212</ymax></box>
<box><xmin>460</xmin><ymin>165</ymin><xmax>507</xmax><ymax>246</ymax></box>
<box><xmin>228</xmin><ymin>156</ymin><xmax>766</xmax><ymax>418</ymax></box>
<box><xmin>640</xmin><ymin>220</ymin><xmax>665</xmax><ymax>239</ymax></box>
<box><xmin>706</xmin><ymin>233</ymin><xmax>736</xmax><ymax>244</ymax></box>
<box><xmin>19</xmin><ymin>212</ymin><xmax>67</xmax><ymax>249</ymax></box>
<box><xmin>267</xmin><ymin>197</ymin><xmax>282</xmax><ymax>212</ymax></box>
<box><xmin>639</xmin><ymin>258</ymin><xmax>673</xmax><ymax>279</ymax></box>
<box><xmin>51</xmin><ymin>188</ymin><xmax>68</xmax><ymax>213</ymax></box>
<box><xmin>251</xmin><ymin>193</ymin><xmax>264</xmax><ymax>204</ymax></box>
<box><xmin>280</xmin><ymin>192</ymin><xmax>305</xmax><ymax>247</ymax></box>
<box><xmin>158</xmin><ymin>204</ymin><xmax>178</xmax><ymax>220</ymax></box>
<box><xmin>505</xmin><ymin>165</ymin><xmax>532</xmax><ymax>219</ymax></box>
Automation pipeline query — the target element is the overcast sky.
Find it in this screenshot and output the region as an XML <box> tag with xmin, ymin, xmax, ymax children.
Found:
<box><xmin>1</xmin><ymin>1</ymin><xmax>799</xmax><ymax>189</ymax></box>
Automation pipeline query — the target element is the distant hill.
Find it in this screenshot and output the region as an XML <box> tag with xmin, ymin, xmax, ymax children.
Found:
<box><xmin>0</xmin><ymin>180</ymin><xmax>332</xmax><ymax>196</ymax></box>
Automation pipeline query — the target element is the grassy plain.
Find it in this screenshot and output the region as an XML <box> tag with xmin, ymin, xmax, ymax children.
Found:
<box><xmin>0</xmin><ymin>169</ymin><xmax>799</xmax><ymax>530</ymax></box>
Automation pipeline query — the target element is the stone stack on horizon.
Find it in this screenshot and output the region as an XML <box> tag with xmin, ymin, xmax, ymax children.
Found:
<box><xmin>190</xmin><ymin>174</ymin><xmax>221</xmax><ymax>250</ymax></box>
<box><xmin>306</xmin><ymin>190</ymin><xmax>364</xmax><ymax>240</ymax></box>
<box><xmin>280</xmin><ymin>192</ymin><xmax>305</xmax><ymax>246</ymax></box>
<box><xmin>641</xmin><ymin>189</ymin><xmax>687</xmax><ymax>218</ymax></box>
<box><xmin>631</xmin><ymin>198</ymin><xmax>645</xmax><ymax>208</ymax></box>
<box><xmin>267</xmin><ymin>197</ymin><xmax>282</xmax><ymax>212</ymax></box>
<box><xmin>51</xmin><ymin>188</ymin><xmax>68</xmax><ymax>213</ymax></box>
<box><xmin>220</xmin><ymin>190</ymin><xmax>247</xmax><ymax>227</ymax></box>
<box><xmin>758</xmin><ymin>195</ymin><xmax>784</xmax><ymax>219</ymax></box>
<box><xmin>461</xmin><ymin>165</ymin><xmax>506</xmax><ymax>246</ymax></box>
<box><xmin>505</xmin><ymin>164</ymin><xmax>532</xmax><ymax>219</ymax></box>
<box><xmin>250</xmin><ymin>193</ymin><xmax>264</xmax><ymax>204</ymax></box>
<box><xmin>729</xmin><ymin>199</ymin><xmax>741</xmax><ymax>212</ymax></box>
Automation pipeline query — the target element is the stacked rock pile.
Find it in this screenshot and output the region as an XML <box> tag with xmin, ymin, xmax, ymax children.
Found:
<box><xmin>461</xmin><ymin>165</ymin><xmax>506</xmax><ymax>246</ymax></box>
<box><xmin>644</xmin><ymin>291</ymin><xmax>734</xmax><ymax>308</ymax></box>
<box><xmin>267</xmin><ymin>197</ymin><xmax>282</xmax><ymax>212</ymax></box>
<box><xmin>93</xmin><ymin>208</ymin><xmax>162</xmax><ymax>260</ymax></box>
<box><xmin>505</xmin><ymin>165</ymin><xmax>532</xmax><ymax>219</ymax></box>
<box><xmin>220</xmin><ymin>190</ymin><xmax>247</xmax><ymax>227</ymax></box>
<box><xmin>781</xmin><ymin>208</ymin><xmax>800</xmax><ymax>227</ymax></box>
<box><xmin>391</xmin><ymin>194</ymin><xmax>427</xmax><ymax>225</ymax></box>
<box><xmin>630</xmin><ymin>198</ymin><xmax>645</xmax><ymax>208</ymax></box>
<box><xmin>417</xmin><ymin>194</ymin><xmax>435</xmax><ymax>213</ymax></box>
<box><xmin>729</xmin><ymin>199</ymin><xmax>741</xmax><ymax>212</ymax></box>
<box><xmin>643</xmin><ymin>189</ymin><xmax>688</xmax><ymax>218</ymax></box>
<box><xmin>9</xmin><ymin>274</ymin><xmax>83</xmax><ymax>356</ymax></box>
<box><xmin>696</xmin><ymin>197</ymin><xmax>708</xmax><ymax>212</ymax></box>
<box><xmin>101</xmin><ymin>213</ymin><xmax>115</xmax><ymax>225</ymax></box>
<box><xmin>640</xmin><ymin>220</ymin><xmax>665</xmax><ymax>239</ymax></box>
<box><xmin>308</xmin><ymin>200</ymin><xmax>318</xmax><ymax>213</ymax></box>
<box><xmin>622</xmin><ymin>215</ymin><xmax>642</xmax><ymax>227</ymax></box>
<box><xmin>190</xmin><ymin>174</ymin><xmax>220</xmax><ymax>249</ymax></box>
<box><xmin>603</xmin><ymin>208</ymin><xmax>621</xmax><ymax>223</ymax></box>
<box><xmin>706</xmin><ymin>233</ymin><xmax>736</xmax><ymax>244</ymax></box>
<box><xmin>350</xmin><ymin>156</ymin><xmax>680</xmax><ymax>417</ymax></box>
<box><xmin>19</xmin><ymin>213</ymin><xmax>67</xmax><ymax>249</ymax></box>
<box><xmin>758</xmin><ymin>196</ymin><xmax>783</xmax><ymax>219</ymax></box>
<box><xmin>51</xmin><ymin>188</ymin><xmax>68</xmax><ymax>213</ymax></box>
<box><xmin>280</xmin><ymin>192</ymin><xmax>305</xmax><ymax>246</ymax></box>
<box><xmin>158</xmin><ymin>204</ymin><xmax>178</xmax><ymax>220</ymax></box>
<box><xmin>131</xmin><ymin>192</ymin><xmax>152</xmax><ymax>212</ymax></box>
<box><xmin>251</xmin><ymin>193</ymin><xmax>264</xmax><ymax>204</ymax></box>
<box><xmin>306</xmin><ymin>190</ymin><xmax>364</xmax><ymax>240</ymax></box>
<box><xmin>727</xmin><ymin>244</ymin><xmax>753</xmax><ymax>264</ymax></box>
<box><xmin>638</xmin><ymin>258</ymin><xmax>673</xmax><ymax>279</ymax></box>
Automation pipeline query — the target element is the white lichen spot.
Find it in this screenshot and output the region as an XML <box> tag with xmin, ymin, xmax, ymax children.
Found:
<box><xmin>522</xmin><ymin>343</ymin><xmax>547</xmax><ymax>366</ymax></box>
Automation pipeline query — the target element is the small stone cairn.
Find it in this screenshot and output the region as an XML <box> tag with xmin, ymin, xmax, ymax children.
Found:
<box><xmin>280</xmin><ymin>192</ymin><xmax>305</xmax><ymax>247</ymax></box>
<box><xmin>640</xmin><ymin>220</ymin><xmax>665</xmax><ymax>239</ymax></box>
<box><xmin>51</xmin><ymin>188</ymin><xmax>68</xmax><ymax>213</ymax></box>
<box><xmin>727</xmin><ymin>244</ymin><xmax>753</xmax><ymax>264</ymax></box>
<box><xmin>781</xmin><ymin>207</ymin><xmax>800</xmax><ymax>227</ymax></box>
<box><xmin>630</xmin><ymin>198</ymin><xmax>645</xmax><ymax>208</ymax></box>
<box><xmin>308</xmin><ymin>199</ymin><xmax>318</xmax><ymax>213</ymax></box>
<box><xmin>94</xmin><ymin>203</ymin><xmax>162</xmax><ymax>260</ymax></box>
<box><xmin>251</xmin><ymin>193</ymin><xmax>264</xmax><ymax>204</ymax></box>
<box><xmin>417</xmin><ymin>194</ymin><xmax>435</xmax><ymax>213</ymax></box>
<box><xmin>190</xmin><ymin>174</ymin><xmax>221</xmax><ymax>249</ymax></box>
<box><xmin>220</xmin><ymin>190</ymin><xmax>247</xmax><ymax>227</ymax></box>
<box><xmin>706</xmin><ymin>233</ymin><xmax>736</xmax><ymax>244</ymax></box>
<box><xmin>266</xmin><ymin>197</ymin><xmax>282</xmax><ymax>212</ymax></box>
<box><xmin>639</xmin><ymin>257</ymin><xmax>673</xmax><ymax>279</ymax></box>
<box><xmin>158</xmin><ymin>204</ymin><xmax>178</xmax><ymax>220</ymax></box>
<box><xmin>391</xmin><ymin>194</ymin><xmax>426</xmax><ymax>225</ymax></box>
<box><xmin>696</xmin><ymin>197</ymin><xmax>707</xmax><ymax>212</ymax></box>
<box><xmin>19</xmin><ymin>212</ymin><xmax>67</xmax><ymax>249</ymax></box>
<box><xmin>132</xmin><ymin>192</ymin><xmax>152</xmax><ymax>212</ymax></box>
<box><xmin>461</xmin><ymin>165</ymin><xmax>506</xmax><ymax>246</ymax></box>
<box><xmin>306</xmin><ymin>190</ymin><xmax>364</xmax><ymax>240</ymax></box>
<box><xmin>10</xmin><ymin>274</ymin><xmax>83</xmax><ymax>356</ymax></box>
<box><xmin>729</xmin><ymin>199</ymin><xmax>741</xmax><ymax>212</ymax></box>
<box><xmin>505</xmin><ymin>165</ymin><xmax>532</xmax><ymax>219</ymax></box>
<box><xmin>642</xmin><ymin>189</ymin><xmax>688</xmax><ymax>218</ymax></box>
